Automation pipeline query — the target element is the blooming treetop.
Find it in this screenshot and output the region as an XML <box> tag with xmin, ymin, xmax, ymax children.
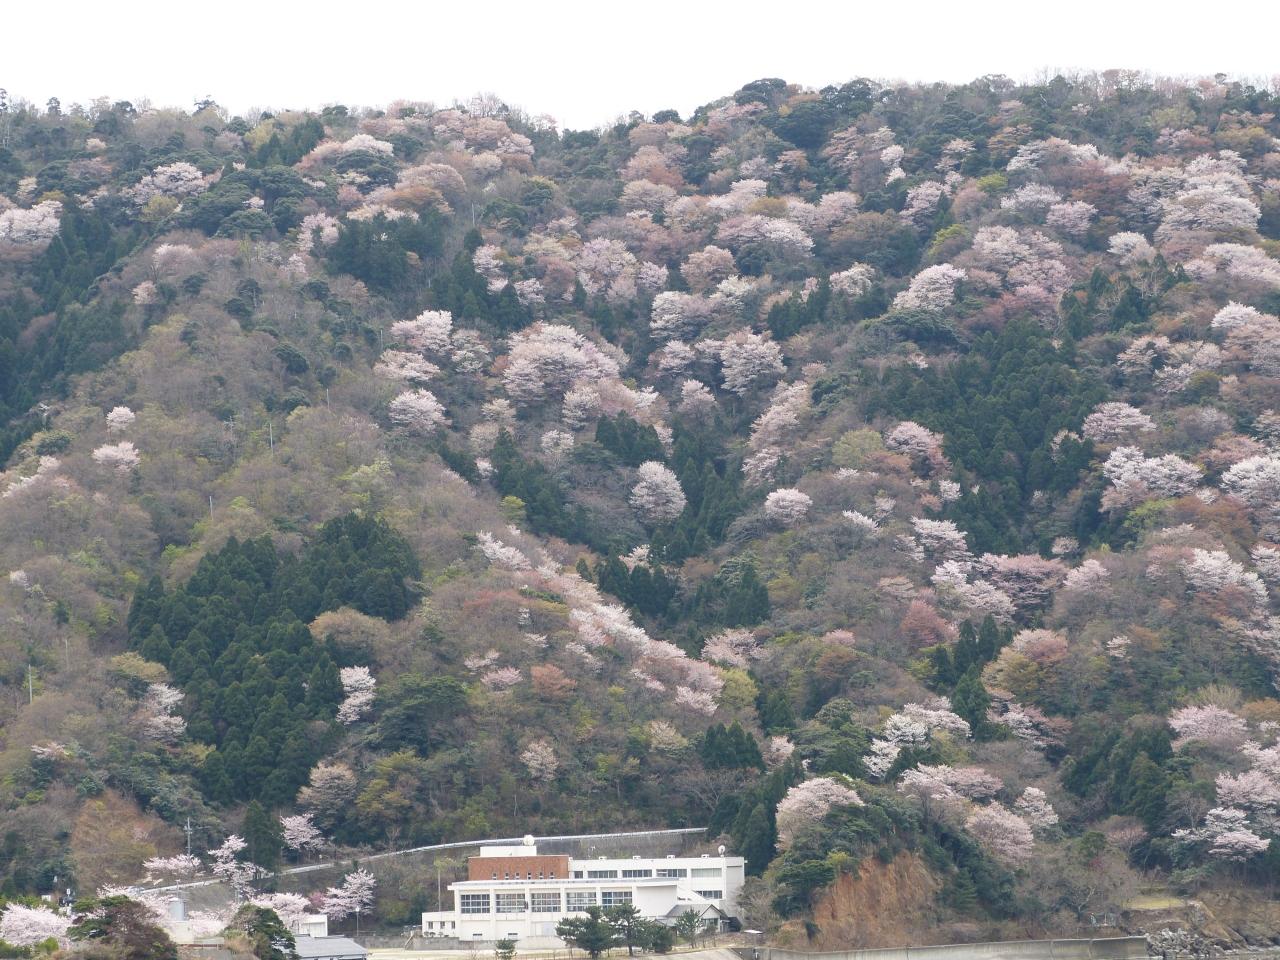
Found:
<box><xmin>321</xmin><ymin>869</ymin><xmax>377</xmax><ymax>920</ymax></box>
<box><xmin>0</xmin><ymin>904</ymin><xmax>72</xmax><ymax>947</ymax></box>
<box><xmin>776</xmin><ymin>776</ymin><xmax>863</xmax><ymax>847</ymax></box>
<box><xmin>965</xmin><ymin>804</ymin><xmax>1035</xmax><ymax>865</ymax></box>
<box><xmin>629</xmin><ymin>462</ymin><xmax>687</xmax><ymax>523</ymax></box>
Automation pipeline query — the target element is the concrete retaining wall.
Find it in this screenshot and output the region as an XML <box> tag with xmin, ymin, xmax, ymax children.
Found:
<box><xmin>742</xmin><ymin>937</ymin><xmax>1148</xmax><ymax>960</ymax></box>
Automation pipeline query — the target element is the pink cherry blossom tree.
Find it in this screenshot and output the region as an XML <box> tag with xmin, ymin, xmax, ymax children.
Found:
<box><xmin>965</xmin><ymin>804</ymin><xmax>1035</xmax><ymax>865</ymax></box>
<box><xmin>776</xmin><ymin>776</ymin><xmax>863</xmax><ymax>847</ymax></box>
<box><xmin>630</xmin><ymin>462</ymin><xmax>687</xmax><ymax>523</ymax></box>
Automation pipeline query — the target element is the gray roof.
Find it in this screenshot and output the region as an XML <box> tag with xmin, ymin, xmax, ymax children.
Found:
<box><xmin>291</xmin><ymin>935</ymin><xmax>367</xmax><ymax>960</ymax></box>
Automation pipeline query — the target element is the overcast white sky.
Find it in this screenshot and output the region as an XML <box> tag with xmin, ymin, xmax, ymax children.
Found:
<box><xmin>5</xmin><ymin>0</ymin><xmax>1276</xmax><ymax>129</ymax></box>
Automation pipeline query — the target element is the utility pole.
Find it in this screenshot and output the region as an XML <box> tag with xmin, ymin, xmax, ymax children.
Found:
<box><xmin>209</xmin><ymin>495</ymin><xmax>214</xmax><ymax>520</ymax></box>
<box><xmin>27</xmin><ymin>664</ymin><xmax>33</xmax><ymax>703</ymax></box>
<box><xmin>184</xmin><ymin>818</ymin><xmax>194</xmax><ymax>857</ymax></box>
<box><xmin>268</xmin><ymin>420</ymin><xmax>274</xmax><ymax>457</ymax></box>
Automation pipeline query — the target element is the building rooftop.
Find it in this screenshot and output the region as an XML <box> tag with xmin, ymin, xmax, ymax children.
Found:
<box><xmin>292</xmin><ymin>935</ymin><xmax>367</xmax><ymax>960</ymax></box>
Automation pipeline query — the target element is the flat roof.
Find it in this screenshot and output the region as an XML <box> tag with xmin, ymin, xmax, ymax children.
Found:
<box><xmin>292</xmin><ymin>935</ymin><xmax>366</xmax><ymax>959</ymax></box>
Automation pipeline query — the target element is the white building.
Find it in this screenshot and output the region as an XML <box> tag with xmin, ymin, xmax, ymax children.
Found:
<box><xmin>422</xmin><ymin>837</ymin><xmax>745</xmax><ymax>946</ymax></box>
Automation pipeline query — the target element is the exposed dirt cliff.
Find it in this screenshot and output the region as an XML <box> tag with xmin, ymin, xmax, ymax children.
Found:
<box><xmin>775</xmin><ymin>853</ymin><xmax>947</xmax><ymax>950</ymax></box>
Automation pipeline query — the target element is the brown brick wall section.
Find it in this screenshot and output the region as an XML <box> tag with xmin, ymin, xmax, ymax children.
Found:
<box><xmin>468</xmin><ymin>855</ymin><xmax>571</xmax><ymax>881</ymax></box>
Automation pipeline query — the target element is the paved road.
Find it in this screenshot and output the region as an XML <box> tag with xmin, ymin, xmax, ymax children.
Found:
<box><xmin>369</xmin><ymin>948</ymin><xmax>743</xmax><ymax>960</ymax></box>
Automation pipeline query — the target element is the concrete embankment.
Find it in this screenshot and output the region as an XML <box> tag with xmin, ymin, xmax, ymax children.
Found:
<box><xmin>737</xmin><ymin>936</ymin><xmax>1149</xmax><ymax>960</ymax></box>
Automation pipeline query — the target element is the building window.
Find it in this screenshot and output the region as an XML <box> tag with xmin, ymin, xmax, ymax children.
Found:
<box><xmin>495</xmin><ymin>893</ymin><xmax>528</xmax><ymax>914</ymax></box>
<box><xmin>531</xmin><ymin>892</ymin><xmax>561</xmax><ymax>913</ymax></box>
<box><xmin>460</xmin><ymin>894</ymin><xmax>491</xmax><ymax>914</ymax></box>
<box><xmin>549</xmin><ymin>872</ymin><xmax>556</xmax><ymax>878</ymax></box>
<box><xmin>695</xmin><ymin>890</ymin><xmax>723</xmax><ymax>900</ymax></box>
<box><xmin>621</xmin><ymin>869</ymin><xmax>651</xmax><ymax>878</ymax></box>
<box><xmin>586</xmin><ymin>870</ymin><xmax>617</xmax><ymax>879</ymax></box>
<box><xmin>601</xmin><ymin>891</ymin><xmax>633</xmax><ymax>907</ymax></box>
<box><xmin>566</xmin><ymin>892</ymin><xmax>597</xmax><ymax>911</ymax></box>
<box><xmin>691</xmin><ymin>867</ymin><xmax>721</xmax><ymax>879</ymax></box>
<box><xmin>656</xmin><ymin>868</ymin><xmax>687</xmax><ymax>878</ymax></box>
<box><xmin>572</xmin><ymin>871</ymin><xmax>583</xmax><ymax>879</ymax></box>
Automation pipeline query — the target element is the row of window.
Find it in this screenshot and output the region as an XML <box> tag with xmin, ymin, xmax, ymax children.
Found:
<box><xmin>459</xmin><ymin>891</ymin><xmax>635</xmax><ymax>914</ymax></box>
<box><xmin>695</xmin><ymin>890</ymin><xmax>724</xmax><ymax>900</ymax></box>
<box><xmin>491</xmin><ymin>871</ymin><xmax>558</xmax><ymax>880</ymax></box>
<box><xmin>569</xmin><ymin>867</ymin><xmax>721</xmax><ymax>880</ymax></box>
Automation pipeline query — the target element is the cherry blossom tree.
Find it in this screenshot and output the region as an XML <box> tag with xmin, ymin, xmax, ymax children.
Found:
<box><xmin>476</xmin><ymin>532</ymin><xmax>532</xmax><ymax>571</ymax></box>
<box><xmin>210</xmin><ymin>835</ymin><xmax>261</xmax><ymax>900</ymax></box>
<box><xmin>678</xmin><ymin>379</ymin><xmax>718</xmax><ymax>421</ymax></box>
<box><xmin>337</xmin><ymin>666</ymin><xmax>376</xmax><ymax>724</ymax></box>
<box><xmin>701</xmin><ymin>628</ymin><xmax>762</xmax><ymax>668</ymax></box>
<box><xmin>866</xmin><ymin>700</ymin><xmax>972</xmax><ymax>779</ymax></box>
<box><xmin>521</xmin><ymin>740</ymin><xmax>559</xmax><ymax>781</ymax></box>
<box><xmin>764</xmin><ymin>488</ymin><xmax>812</xmax><ymax>525</ymax></box>
<box><xmin>0</xmin><ymin>904</ymin><xmax>72</xmax><ymax>947</ymax></box>
<box><xmin>716</xmin><ymin>214</ymin><xmax>814</xmax><ymax>258</ymax></box>
<box><xmin>128</xmin><ymin>163</ymin><xmax>207</xmax><ymax>205</ymax></box>
<box><xmin>137</xmin><ymin>682</ymin><xmax>186</xmax><ymax>743</ymax></box>
<box><xmin>251</xmin><ymin>893</ymin><xmax>311</xmax><ymax>931</ymax></box>
<box><xmin>830</xmin><ymin>263</ymin><xmax>877</xmax><ymax>298</ymax></box>
<box><xmin>1222</xmin><ymin>456</ymin><xmax>1280</xmax><ymax>512</ymax></box>
<box><xmin>502</xmin><ymin>324</ymin><xmax>622</xmax><ymax>404</ymax></box>
<box><xmin>390</xmin><ymin>310</ymin><xmax>454</xmax><ymax>355</ymax></box>
<box><xmin>1173</xmin><ymin>807</ymin><xmax>1270</xmax><ymax>861</ymax></box>
<box><xmin>1001</xmin><ymin>184</ymin><xmax>1063</xmax><ymax>217</ymax></box>
<box><xmin>1014</xmin><ymin>787</ymin><xmax>1059</xmax><ymax>833</ymax></box>
<box><xmin>298</xmin><ymin>762</ymin><xmax>358</xmax><ymax>828</ymax></box>
<box><xmin>106</xmin><ymin>406</ymin><xmax>136</xmax><ymax>432</ymax></box>
<box><xmin>281</xmin><ymin>814</ymin><xmax>325</xmax><ymax>853</ymax></box>
<box><xmin>1108</xmin><ymin>232</ymin><xmax>1156</xmax><ymax>264</ymax></box>
<box><xmin>978</xmin><ymin>554</ymin><xmax>1066</xmax><ymax>610</ymax></box>
<box><xmin>482</xmin><ymin>666</ymin><xmax>523</xmax><ymax>689</ymax></box>
<box><xmin>910</xmin><ymin>518</ymin><xmax>972</xmax><ymax>565</ymax></box>
<box><xmin>1102</xmin><ymin>446</ymin><xmax>1201</xmax><ymax>509</ymax></box>
<box><xmin>1045</xmin><ymin>201</ymin><xmax>1096</xmax><ymax>238</ymax></box>
<box><xmin>1210</xmin><ymin>301</ymin><xmax>1265</xmax><ymax>331</ymax></box>
<box><xmin>1062</xmin><ymin>558</ymin><xmax>1110</xmax><ymax>592</ymax></box>
<box><xmin>143</xmin><ymin>854</ymin><xmax>202</xmax><ymax>883</ymax></box>
<box><xmin>718</xmin><ymin>331</ymin><xmax>785</xmax><ymax>395</ymax></box>
<box><xmin>650</xmin><ymin>291</ymin><xmax>717</xmax><ymax>342</ymax></box>
<box><xmin>1082</xmin><ymin>402</ymin><xmax>1156</xmax><ymax>442</ymax></box>
<box><xmin>388</xmin><ymin>389</ymin><xmax>448</xmax><ymax>433</ymax></box>
<box><xmin>630</xmin><ymin>462</ymin><xmax>687</xmax><ymax>523</ymax></box>
<box><xmin>901</xmin><ymin>181</ymin><xmax>948</xmax><ymax>226</ymax></box>
<box><xmin>374</xmin><ymin>350</ymin><xmax>439</xmax><ymax>384</ymax></box>
<box><xmin>681</xmin><ymin>246</ymin><xmax>737</xmax><ymax>292</ymax></box>
<box><xmin>776</xmin><ymin>776</ymin><xmax>863</xmax><ymax>847</ymax></box>
<box><xmin>321</xmin><ymin>869</ymin><xmax>377</xmax><ymax>921</ymax></box>
<box><xmin>1216</xmin><ymin>770</ymin><xmax>1280</xmax><ymax>813</ymax></box>
<box><xmin>1169</xmin><ymin>704</ymin><xmax>1248</xmax><ymax>750</ymax></box>
<box><xmin>93</xmin><ymin>441</ymin><xmax>141</xmax><ymax>471</ymax></box>
<box><xmin>892</xmin><ymin>264</ymin><xmax>965</xmax><ymax>312</ymax></box>
<box><xmin>472</xmin><ymin>245</ymin><xmax>508</xmax><ymax>293</ymax></box>
<box><xmin>0</xmin><ymin>200</ymin><xmax>63</xmax><ymax>247</ymax></box>
<box><xmin>1181</xmin><ymin>549</ymin><xmax>1268</xmax><ymax>609</ymax></box>
<box><xmin>965</xmin><ymin>804</ymin><xmax>1035</xmax><ymax>865</ymax></box>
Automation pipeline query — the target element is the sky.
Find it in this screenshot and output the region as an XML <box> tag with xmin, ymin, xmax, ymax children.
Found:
<box><xmin>4</xmin><ymin>0</ymin><xmax>1277</xmax><ymax>129</ymax></box>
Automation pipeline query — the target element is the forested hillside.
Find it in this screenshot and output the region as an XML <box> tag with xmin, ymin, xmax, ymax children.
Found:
<box><xmin>3</xmin><ymin>72</ymin><xmax>1280</xmax><ymax>949</ymax></box>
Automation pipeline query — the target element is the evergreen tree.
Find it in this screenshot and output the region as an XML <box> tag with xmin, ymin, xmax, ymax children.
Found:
<box><xmin>242</xmin><ymin>800</ymin><xmax>283</xmax><ymax>871</ymax></box>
